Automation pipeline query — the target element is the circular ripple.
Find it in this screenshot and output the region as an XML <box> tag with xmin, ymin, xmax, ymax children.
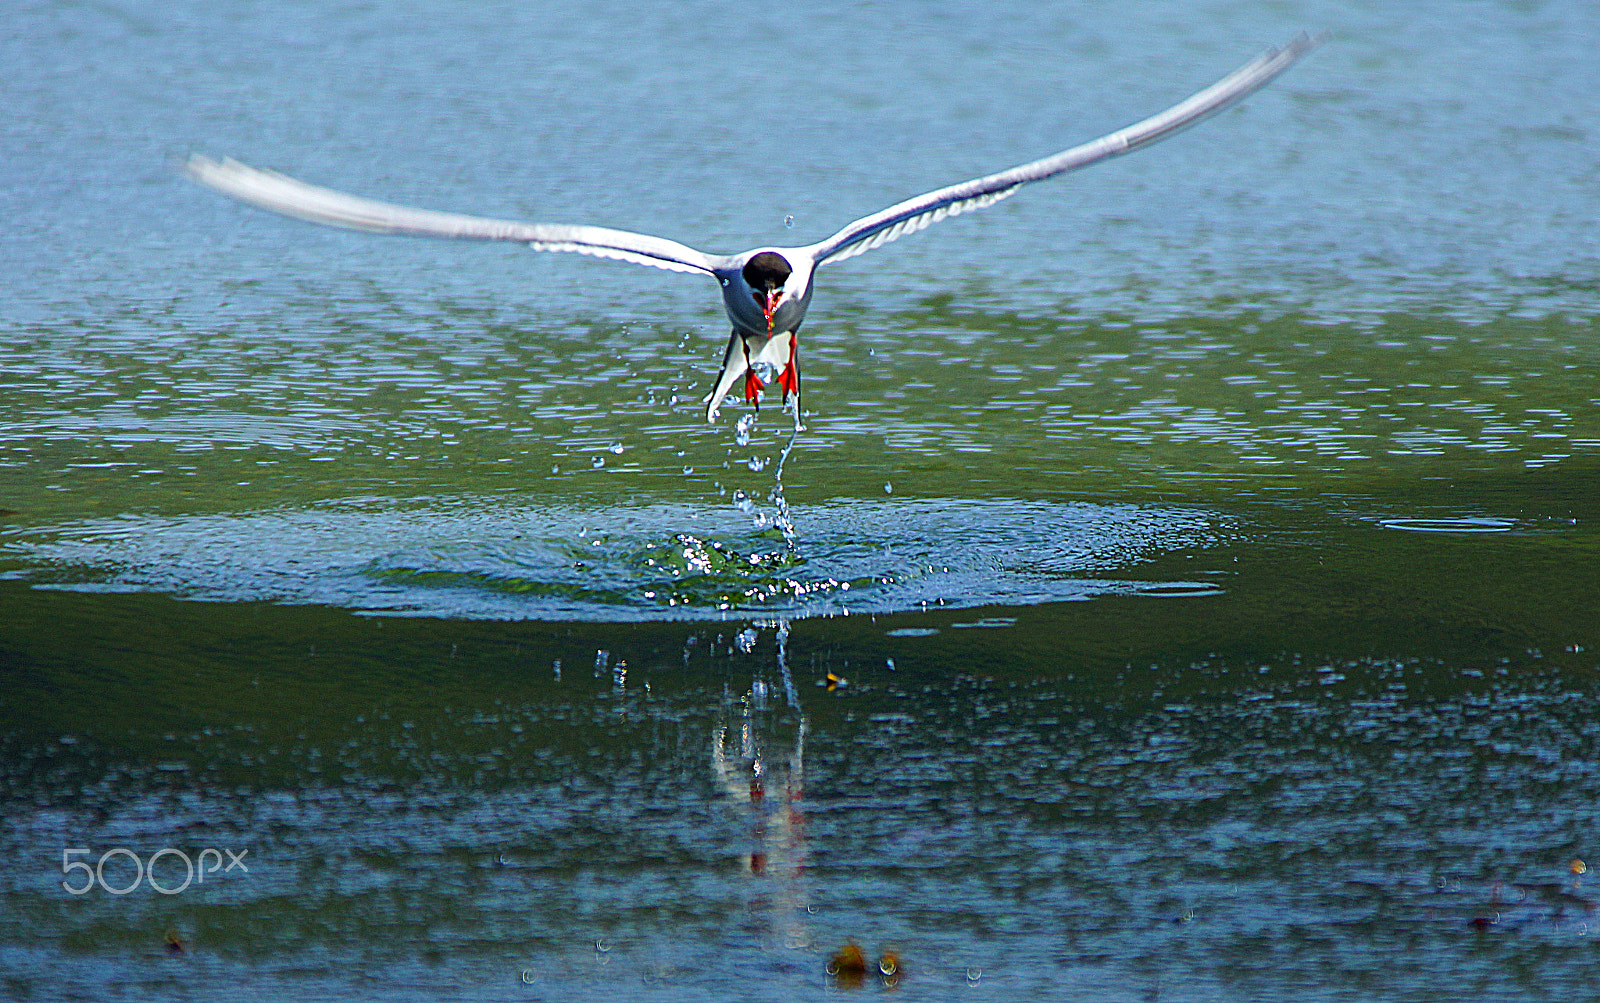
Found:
<box><xmin>1</xmin><ymin>497</ymin><xmax>1232</xmax><ymax>622</ymax></box>
<box><xmin>1378</xmin><ymin>517</ymin><xmax>1515</xmax><ymax>534</ymax></box>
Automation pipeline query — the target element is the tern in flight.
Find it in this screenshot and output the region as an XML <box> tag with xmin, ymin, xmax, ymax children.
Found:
<box><xmin>187</xmin><ymin>34</ymin><xmax>1315</xmax><ymax>424</ymax></box>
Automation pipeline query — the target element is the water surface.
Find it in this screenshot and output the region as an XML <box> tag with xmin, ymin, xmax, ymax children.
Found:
<box><xmin>4</xmin><ymin>1</ymin><xmax>1600</xmax><ymax>1000</ymax></box>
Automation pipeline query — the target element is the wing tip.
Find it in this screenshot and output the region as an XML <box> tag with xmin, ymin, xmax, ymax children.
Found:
<box><xmin>178</xmin><ymin>151</ymin><xmax>220</xmax><ymax>185</ymax></box>
<box><xmin>1269</xmin><ymin>30</ymin><xmax>1327</xmax><ymax>70</ymax></box>
<box><xmin>180</xmin><ymin>152</ymin><xmax>276</xmax><ymax>198</ymax></box>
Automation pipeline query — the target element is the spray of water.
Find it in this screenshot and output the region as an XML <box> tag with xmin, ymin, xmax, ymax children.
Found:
<box><xmin>768</xmin><ymin>425</ymin><xmax>801</xmax><ymax>548</ymax></box>
<box><xmin>727</xmin><ymin>413</ymin><xmax>802</xmax><ymax>550</ymax></box>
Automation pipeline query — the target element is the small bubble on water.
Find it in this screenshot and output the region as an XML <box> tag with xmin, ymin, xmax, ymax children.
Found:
<box><xmin>735</xmin><ymin>628</ymin><xmax>758</xmax><ymax>653</ymax></box>
<box><xmin>682</xmin><ymin>465</ymin><xmax>694</xmax><ymax>475</ymax></box>
<box><xmin>591</xmin><ymin>456</ymin><xmax>605</xmax><ymax>469</ymax></box>
<box><xmin>551</xmin><ymin>464</ymin><xmax>560</xmax><ymax>474</ymax></box>
<box><xmin>609</xmin><ymin>442</ymin><xmax>624</xmax><ymax>455</ymax></box>
<box><xmin>783</xmin><ymin>214</ymin><xmax>795</xmax><ymax>229</ymax></box>
<box><xmin>884</xmin><ymin>481</ymin><xmax>893</xmax><ymax>494</ymax></box>
<box><xmin>669</xmin><ymin>394</ymin><xmax>679</xmax><ymax>405</ymax></box>
<box><xmin>748</xmin><ymin>455</ymin><xmax>768</xmax><ymax>472</ymax></box>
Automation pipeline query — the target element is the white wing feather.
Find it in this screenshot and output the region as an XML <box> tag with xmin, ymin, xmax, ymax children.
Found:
<box><xmin>184</xmin><ymin>155</ymin><xmax>721</xmax><ymax>276</ymax></box>
<box><xmin>806</xmin><ymin>34</ymin><xmax>1319</xmax><ymax>267</ymax></box>
<box><xmin>187</xmin><ymin>35</ymin><xmax>1316</xmax><ymax>280</ymax></box>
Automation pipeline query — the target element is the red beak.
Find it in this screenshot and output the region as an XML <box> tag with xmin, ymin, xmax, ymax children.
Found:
<box><xmin>760</xmin><ymin>288</ymin><xmax>782</xmax><ymax>334</ymax></box>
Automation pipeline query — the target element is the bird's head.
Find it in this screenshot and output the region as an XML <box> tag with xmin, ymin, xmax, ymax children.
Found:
<box><xmin>741</xmin><ymin>251</ymin><xmax>793</xmax><ymax>332</ymax></box>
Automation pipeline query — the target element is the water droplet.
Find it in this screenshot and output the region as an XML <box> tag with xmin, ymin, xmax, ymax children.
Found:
<box><xmin>747</xmin><ymin>455</ymin><xmax>768</xmax><ymax>472</ymax></box>
<box><xmin>551</xmin><ymin>464</ymin><xmax>560</xmax><ymax>474</ymax></box>
<box><xmin>883</xmin><ymin>481</ymin><xmax>893</xmax><ymax>495</ymax></box>
<box><xmin>591</xmin><ymin>456</ymin><xmax>605</xmax><ymax>469</ymax></box>
<box><xmin>735</xmin><ymin>414</ymin><xmax>756</xmax><ymax>447</ymax></box>
<box><xmin>681</xmin><ymin>465</ymin><xmax>694</xmax><ymax>475</ymax></box>
<box><xmin>783</xmin><ymin>214</ymin><xmax>795</xmax><ymax>229</ymax></box>
<box><xmin>735</xmin><ymin>628</ymin><xmax>757</xmax><ymax>653</ymax></box>
<box><xmin>668</xmin><ymin>394</ymin><xmax>679</xmax><ymax>405</ymax></box>
<box><xmin>609</xmin><ymin>442</ymin><xmax>624</xmax><ymax>455</ymax></box>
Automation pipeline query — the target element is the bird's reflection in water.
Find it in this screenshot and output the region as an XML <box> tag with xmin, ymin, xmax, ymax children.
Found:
<box><xmin>712</xmin><ymin>620</ymin><xmax>907</xmax><ymax>986</ymax></box>
<box><xmin>712</xmin><ymin>620</ymin><xmax>811</xmax><ymax>956</ymax></box>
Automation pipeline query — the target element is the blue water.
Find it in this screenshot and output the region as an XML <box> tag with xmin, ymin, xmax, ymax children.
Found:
<box><xmin>4</xmin><ymin>1</ymin><xmax>1600</xmax><ymax>1000</ymax></box>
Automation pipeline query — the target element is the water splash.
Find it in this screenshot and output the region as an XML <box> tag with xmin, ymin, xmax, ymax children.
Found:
<box><xmin>731</xmin><ymin>489</ymin><xmax>770</xmax><ymax>530</ymax></box>
<box><xmin>766</xmin><ymin>424</ymin><xmax>802</xmax><ymax>549</ymax></box>
<box><xmin>727</xmin><ymin>413</ymin><xmax>800</xmax><ymax>548</ymax></box>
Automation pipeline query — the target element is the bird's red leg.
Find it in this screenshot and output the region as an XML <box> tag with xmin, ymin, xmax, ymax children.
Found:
<box><xmin>779</xmin><ymin>332</ymin><xmax>798</xmax><ymax>396</ymax></box>
<box><xmin>741</xmin><ymin>338</ymin><xmax>762</xmax><ymax>407</ymax></box>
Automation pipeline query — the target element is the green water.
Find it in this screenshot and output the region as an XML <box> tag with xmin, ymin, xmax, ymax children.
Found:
<box><xmin>6</xmin><ymin>1</ymin><xmax>1600</xmax><ymax>999</ymax></box>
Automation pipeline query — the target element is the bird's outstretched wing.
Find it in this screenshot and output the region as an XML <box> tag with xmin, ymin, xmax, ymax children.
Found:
<box><xmin>184</xmin><ymin>155</ymin><xmax>721</xmax><ymax>276</ymax></box>
<box><xmin>805</xmin><ymin>33</ymin><xmax>1319</xmax><ymax>267</ymax></box>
